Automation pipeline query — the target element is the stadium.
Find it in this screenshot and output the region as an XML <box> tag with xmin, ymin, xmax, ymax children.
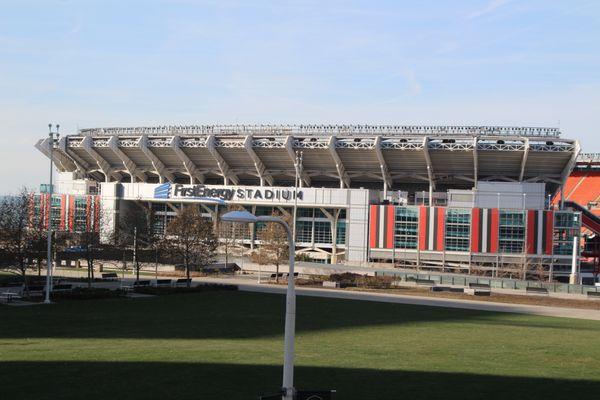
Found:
<box><xmin>32</xmin><ymin>125</ymin><xmax>600</xmax><ymax>282</ymax></box>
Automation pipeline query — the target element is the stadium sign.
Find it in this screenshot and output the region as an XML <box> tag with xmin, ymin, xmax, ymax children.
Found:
<box><xmin>154</xmin><ymin>183</ymin><xmax>303</xmax><ymax>202</ymax></box>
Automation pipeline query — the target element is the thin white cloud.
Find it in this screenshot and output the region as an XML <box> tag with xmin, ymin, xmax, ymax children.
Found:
<box><xmin>467</xmin><ymin>0</ymin><xmax>513</xmax><ymax>19</ymax></box>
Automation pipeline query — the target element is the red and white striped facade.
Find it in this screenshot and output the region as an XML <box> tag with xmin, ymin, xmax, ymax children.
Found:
<box><xmin>29</xmin><ymin>193</ymin><xmax>101</xmax><ymax>233</ymax></box>
<box><xmin>369</xmin><ymin>205</ymin><xmax>558</xmax><ymax>256</ymax></box>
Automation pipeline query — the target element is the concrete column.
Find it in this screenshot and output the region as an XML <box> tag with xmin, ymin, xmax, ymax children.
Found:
<box><xmin>569</xmin><ymin>235</ymin><xmax>579</xmax><ymax>284</ymax></box>
<box><xmin>428</xmin><ymin>184</ymin><xmax>433</xmax><ymax>206</ymax></box>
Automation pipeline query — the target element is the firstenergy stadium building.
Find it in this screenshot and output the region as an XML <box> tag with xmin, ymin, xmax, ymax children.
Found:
<box><xmin>35</xmin><ymin>125</ymin><xmax>592</xmax><ymax>280</ymax></box>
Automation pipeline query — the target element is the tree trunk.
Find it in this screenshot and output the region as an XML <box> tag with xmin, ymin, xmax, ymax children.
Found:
<box><xmin>186</xmin><ymin>263</ymin><xmax>191</xmax><ymax>288</ymax></box>
<box><xmin>185</xmin><ymin>253</ymin><xmax>191</xmax><ymax>288</ymax></box>
<box><xmin>275</xmin><ymin>263</ymin><xmax>279</xmax><ymax>283</ymax></box>
<box><xmin>87</xmin><ymin>255</ymin><xmax>93</xmax><ymax>289</ymax></box>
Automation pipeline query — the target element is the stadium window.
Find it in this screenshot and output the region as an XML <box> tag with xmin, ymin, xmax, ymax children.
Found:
<box><xmin>394</xmin><ymin>207</ymin><xmax>419</xmax><ymax>249</ymax></box>
<box><xmin>74</xmin><ymin>197</ymin><xmax>88</xmax><ymax>232</ymax></box>
<box><xmin>336</xmin><ymin>220</ymin><xmax>346</xmax><ymax>245</ymax></box>
<box><xmin>314</xmin><ymin>221</ymin><xmax>332</xmax><ymax>244</ymax></box>
<box><xmin>445</xmin><ymin>208</ymin><xmax>470</xmax><ymax>252</ymax></box>
<box><xmin>296</xmin><ymin>220</ymin><xmax>313</xmax><ymax>243</ymax></box>
<box><xmin>297</xmin><ymin>208</ymin><xmax>313</xmax><ymax>218</ymax></box>
<box><xmin>499</xmin><ymin>210</ymin><xmax>525</xmax><ymax>253</ymax></box>
<box><xmin>553</xmin><ymin>211</ymin><xmax>580</xmax><ymax>255</ymax></box>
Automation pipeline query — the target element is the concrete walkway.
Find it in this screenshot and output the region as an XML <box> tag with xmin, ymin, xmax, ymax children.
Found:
<box><xmin>12</xmin><ymin>269</ymin><xmax>600</xmax><ymax>321</ymax></box>
<box><xmin>196</xmin><ymin>276</ymin><xmax>600</xmax><ymax>322</ymax></box>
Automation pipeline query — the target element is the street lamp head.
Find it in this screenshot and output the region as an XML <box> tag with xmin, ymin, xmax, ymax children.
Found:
<box><xmin>221</xmin><ymin>210</ymin><xmax>258</xmax><ymax>224</ymax></box>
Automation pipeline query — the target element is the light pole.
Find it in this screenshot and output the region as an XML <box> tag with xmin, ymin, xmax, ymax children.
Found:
<box><xmin>221</xmin><ymin>210</ymin><xmax>296</xmax><ymax>400</ymax></box>
<box><xmin>45</xmin><ymin>124</ymin><xmax>60</xmax><ymax>304</ymax></box>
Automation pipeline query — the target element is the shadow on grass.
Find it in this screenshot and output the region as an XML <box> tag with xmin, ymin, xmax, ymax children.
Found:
<box><xmin>0</xmin><ymin>361</ymin><xmax>597</xmax><ymax>400</ymax></box>
<box><xmin>0</xmin><ymin>291</ymin><xmax>597</xmax><ymax>340</ymax></box>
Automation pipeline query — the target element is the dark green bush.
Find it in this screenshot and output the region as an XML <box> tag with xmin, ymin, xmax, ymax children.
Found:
<box><xmin>134</xmin><ymin>283</ymin><xmax>238</xmax><ymax>295</ymax></box>
<box><xmin>51</xmin><ymin>287</ymin><xmax>126</xmax><ymax>301</ymax></box>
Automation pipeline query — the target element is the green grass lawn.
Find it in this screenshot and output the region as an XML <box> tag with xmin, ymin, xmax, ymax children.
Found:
<box><xmin>1</xmin><ymin>291</ymin><xmax>600</xmax><ymax>399</ymax></box>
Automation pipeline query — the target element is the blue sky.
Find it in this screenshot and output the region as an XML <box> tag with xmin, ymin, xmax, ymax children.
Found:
<box><xmin>1</xmin><ymin>0</ymin><xmax>599</xmax><ymax>193</ymax></box>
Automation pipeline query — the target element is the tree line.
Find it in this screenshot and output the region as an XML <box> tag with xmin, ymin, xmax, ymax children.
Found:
<box><xmin>0</xmin><ymin>188</ymin><xmax>292</xmax><ymax>290</ymax></box>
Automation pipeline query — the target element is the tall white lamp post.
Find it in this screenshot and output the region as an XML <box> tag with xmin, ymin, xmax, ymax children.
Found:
<box><xmin>45</xmin><ymin>124</ymin><xmax>60</xmax><ymax>304</ymax></box>
<box><xmin>221</xmin><ymin>210</ymin><xmax>296</xmax><ymax>400</ymax></box>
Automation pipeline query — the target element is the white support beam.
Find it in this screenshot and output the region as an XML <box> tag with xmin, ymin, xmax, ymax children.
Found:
<box><xmin>206</xmin><ymin>135</ymin><xmax>239</xmax><ymax>185</ymax></box>
<box><xmin>374</xmin><ymin>136</ymin><xmax>392</xmax><ymax>196</ymax></box>
<box><xmin>519</xmin><ymin>138</ymin><xmax>530</xmax><ymax>181</ymax></box>
<box><xmin>170</xmin><ymin>136</ymin><xmax>205</xmax><ymax>184</ymax></box>
<box><xmin>108</xmin><ymin>136</ymin><xmax>146</xmax><ymax>182</ymax></box>
<box><xmin>284</xmin><ymin>136</ymin><xmax>311</xmax><ymax>187</ymax></box>
<box><xmin>473</xmin><ymin>137</ymin><xmax>479</xmax><ymax>189</ymax></box>
<box><xmin>82</xmin><ymin>136</ymin><xmax>120</xmax><ymax>182</ymax></box>
<box><xmin>422</xmin><ymin>137</ymin><xmax>436</xmax><ymax>190</ymax></box>
<box><xmin>59</xmin><ymin>136</ymin><xmax>90</xmax><ymax>173</ymax></box>
<box><xmin>560</xmin><ymin>140</ymin><xmax>580</xmax><ymax>184</ymax></box>
<box><xmin>244</xmin><ymin>135</ymin><xmax>273</xmax><ymax>186</ymax></box>
<box><xmin>327</xmin><ymin>136</ymin><xmax>351</xmax><ymax>189</ymax></box>
<box><xmin>35</xmin><ymin>138</ymin><xmax>67</xmax><ymax>172</ymax></box>
<box><xmin>559</xmin><ymin>140</ymin><xmax>581</xmax><ymax>209</ymax></box>
<box><xmin>138</xmin><ymin>135</ymin><xmax>175</xmax><ymax>183</ymax></box>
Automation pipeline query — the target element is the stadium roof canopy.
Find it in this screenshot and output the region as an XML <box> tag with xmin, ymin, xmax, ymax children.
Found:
<box><xmin>36</xmin><ymin>125</ymin><xmax>580</xmax><ymax>193</ymax></box>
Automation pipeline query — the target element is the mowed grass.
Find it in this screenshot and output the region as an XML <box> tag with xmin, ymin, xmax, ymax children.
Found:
<box><xmin>1</xmin><ymin>291</ymin><xmax>600</xmax><ymax>399</ymax></box>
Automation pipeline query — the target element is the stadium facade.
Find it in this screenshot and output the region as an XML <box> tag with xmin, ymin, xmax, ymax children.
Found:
<box><xmin>34</xmin><ymin>125</ymin><xmax>599</xmax><ymax>281</ymax></box>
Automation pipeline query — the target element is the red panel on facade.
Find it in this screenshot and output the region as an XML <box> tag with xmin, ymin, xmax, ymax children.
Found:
<box><xmin>386</xmin><ymin>205</ymin><xmax>395</xmax><ymax>249</ymax></box>
<box><xmin>86</xmin><ymin>196</ymin><xmax>92</xmax><ymax>232</ymax></box>
<box><xmin>436</xmin><ymin>207</ymin><xmax>445</xmax><ymax>251</ymax></box>
<box><xmin>59</xmin><ymin>195</ymin><xmax>66</xmax><ymax>231</ymax></box>
<box><xmin>68</xmin><ymin>195</ymin><xmax>75</xmax><ymax>231</ymax></box>
<box><xmin>545</xmin><ymin>210</ymin><xmax>554</xmax><ymax>255</ymax></box>
<box><xmin>369</xmin><ymin>205</ymin><xmax>378</xmax><ymax>249</ymax></box>
<box><xmin>419</xmin><ymin>206</ymin><xmax>427</xmax><ymax>251</ymax></box>
<box><xmin>471</xmin><ymin>208</ymin><xmax>480</xmax><ymax>252</ymax></box>
<box><xmin>489</xmin><ymin>209</ymin><xmax>499</xmax><ymax>253</ymax></box>
<box><xmin>94</xmin><ymin>196</ymin><xmax>101</xmax><ymax>232</ymax></box>
<box><xmin>526</xmin><ymin>210</ymin><xmax>536</xmax><ymax>254</ymax></box>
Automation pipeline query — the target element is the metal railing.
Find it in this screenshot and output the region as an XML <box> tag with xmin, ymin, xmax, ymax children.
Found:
<box><xmin>77</xmin><ymin>125</ymin><xmax>562</xmax><ymax>138</ymax></box>
<box><xmin>577</xmin><ymin>153</ymin><xmax>600</xmax><ymax>163</ymax></box>
<box><xmin>375</xmin><ymin>270</ymin><xmax>599</xmax><ymax>295</ymax></box>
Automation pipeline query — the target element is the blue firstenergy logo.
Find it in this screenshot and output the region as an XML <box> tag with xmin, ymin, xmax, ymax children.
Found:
<box><xmin>154</xmin><ymin>182</ymin><xmax>171</xmax><ymax>199</ymax></box>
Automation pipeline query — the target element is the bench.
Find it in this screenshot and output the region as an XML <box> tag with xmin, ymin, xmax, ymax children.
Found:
<box><xmin>284</xmin><ymin>272</ymin><xmax>299</xmax><ymax>279</ymax></box>
<box><xmin>102</xmin><ymin>273</ymin><xmax>119</xmax><ymax>281</ymax></box>
<box><xmin>154</xmin><ymin>279</ymin><xmax>172</xmax><ymax>287</ymax></box>
<box><xmin>526</xmin><ymin>287</ymin><xmax>549</xmax><ymax>295</ymax></box>
<box><xmin>121</xmin><ymin>280</ymin><xmax>152</xmax><ymax>292</ymax></box>
<box><xmin>175</xmin><ymin>278</ymin><xmax>191</xmax><ymax>287</ymax></box>
<box><xmin>322</xmin><ymin>281</ymin><xmax>340</xmax><ymax>288</ymax></box>
<box><xmin>431</xmin><ymin>286</ymin><xmax>464</xmax><ymax>293</ymax></box>
<box><xmin>27</xmin><ymin>285</ymin><xmax>46</xmax><ymax>297</ymax></box>
<box><xmin>53</xmin><ymin>284</ymin><xmax>73</xmax><ymax>293</ymax></box>
<box><xmin>0</xmin><ymin>291</ymin><xmax>22</xmax><ymax>303</ymax></box>
<box><xmin>469</xmin><ymin>283</ymin><xmax>491</xmax><ymax>289</ymax></box>
<box><xmin>415</xmin><ymin>279</ymin><xmax>435</xmax><ymax>286</ymax></box>
<box><xmin>269</xmin><ymin>273</ymin><xmax>285</xmax><ymax>279</ymax></box>
<box><xmin>587</xmin><ymin>291</ymin><xmax>600</xmax><ymax>299</ymax></box>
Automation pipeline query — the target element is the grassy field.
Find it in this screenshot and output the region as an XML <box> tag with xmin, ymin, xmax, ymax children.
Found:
<box><xmin>1</xmin><ymin>291</ymin><xmax>600</xmax><ymax>399</ymax></box>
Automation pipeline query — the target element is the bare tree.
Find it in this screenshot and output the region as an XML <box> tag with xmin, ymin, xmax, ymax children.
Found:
<box><xmin>0</xmin><ymin>188</ymin><xmax>47</xmax><ymax>292</ymax></box>
<box><xmin>77</xmin><ymin>198</ymin><xmax>110</xmax><ymax>288</ymax></box>
<box><xmin>251</xmin><ymin>212</ymin><xmax>290</xmax><ymax>283</ymax></box>
<box><xmin>164</xmin><ymin>206</ymin><xmax>217</xmax><ymax>287</ymax></box>
<box><xmin>113</xmin><ymin>203</ymin><xmax>154</xmax><ymax>282</ymax></box>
